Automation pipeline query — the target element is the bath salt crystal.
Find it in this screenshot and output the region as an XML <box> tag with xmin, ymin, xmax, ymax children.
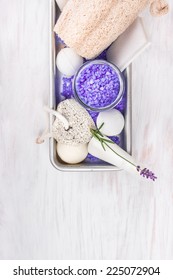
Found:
<box><xmin>75</xmin><ymin>62</ymin><xmax>121</xmax><ymax>109</ymax></box>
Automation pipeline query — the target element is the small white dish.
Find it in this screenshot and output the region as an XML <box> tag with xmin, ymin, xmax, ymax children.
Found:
<box><xmin>107</xmin><ymin>17</ymin><xmax>151</xmax><ymax>72</ymax></box>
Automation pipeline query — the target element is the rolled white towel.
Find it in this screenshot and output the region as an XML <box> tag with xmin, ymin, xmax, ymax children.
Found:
<box><xmin>55</xmin><ymin>0</ymin><xmax>69</xmax><ymax>11</ymax></box>
<box><xmin>88</xmin><ymin>135</ymin><xmax>137</xmax><ymax>174</ymax></box>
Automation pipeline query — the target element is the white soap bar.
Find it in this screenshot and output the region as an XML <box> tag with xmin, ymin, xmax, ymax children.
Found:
<box><xmin>56</xmin><ymin>48</ymin><xmax>83</xmax><ymax>76</ymax></box>
<box><xmin>107</xmin><ymin>17</ymin><xmax>150</xmax><ymax>71</ymax></box>
<box><xmin>57</xmin><ymin>143</ymin><xmax>88</xmax><ymax>164</ymax></box>
<box><xmin>96</xmin><ymin>109</ymin><xmax>125</xmax><ymax>136</ymax></box>
<box><xmin>88</xmin><ymin>136</ymin><xmax>137</xmax><ymax>174</ymax></box>
<box><xmin>55</xmin><ymin>0</ymin><xmax>69</xmax><ymax>11</ymax></box>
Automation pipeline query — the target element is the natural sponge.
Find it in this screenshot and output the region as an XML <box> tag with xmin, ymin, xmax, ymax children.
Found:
<box><xmin>54</xmin><ymin>0</ymin><xmax>169</xmax><ymax>59</ymax></box>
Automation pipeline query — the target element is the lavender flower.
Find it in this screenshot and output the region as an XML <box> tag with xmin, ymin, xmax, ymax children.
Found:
<box><xmin>137</xmin><ymin>166</ymin><xmax>157</xmax><ymax>181</ymax></box>
<box><xmin>90</xmin><ymin>124</ymin><xmax>157</xmax><ymax>182</ymax></box>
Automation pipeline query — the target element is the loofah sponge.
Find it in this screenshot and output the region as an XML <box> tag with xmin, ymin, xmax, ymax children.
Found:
<box><xmin>150</xmin><ymin>0</ymin><xmax>169</xmax><ymax>16</ymax></box>
<box><xmin>54</xmin><ymin>0</ymin><xmax>169</xmax><ymax>59</ymax></box>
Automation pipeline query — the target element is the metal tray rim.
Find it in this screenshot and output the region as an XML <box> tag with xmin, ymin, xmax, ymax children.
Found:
<box><xmin>49</xmin><ymin>0</ymin><xmax>132</xmax><ymax>172</ymax></box>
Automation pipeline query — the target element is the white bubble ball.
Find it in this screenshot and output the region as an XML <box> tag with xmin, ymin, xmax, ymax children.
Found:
<box><xmin>96</xmin><ymin>109</ymin><xmax>125</xmax><ymax>136</ymax></box>
<box><xmin>57</xmin><ymin>143</ymin><xmax>88</xmax><ymax>164</ymax></box>
<box><xmin>56</xmin><ymin>47</ymin><xmax>83</xmax><ymax>76</ymax></box>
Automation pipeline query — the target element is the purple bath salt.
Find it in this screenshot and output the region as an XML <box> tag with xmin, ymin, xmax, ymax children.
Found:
<box><xmin>109</xmin><ymin>136</ymin><xmax>120</xmax><ymax>145</ymax></box>
<box><xmin>61</xmin><ymin>77</ymin><xmax>74</xmax><ymax>99</ymax></box>
<box><xmin>114</xmin><ymin>84</ymin><xmax>127</xmax><ymax>113</ymax></box>
<box><xmin>74</xmin><ymin>61</ymin><xmax>124</xmax><ymax>110</ymax></box>
<box><xmin>55</xmin><ymin>34</ymin><xmax>65</xmax><ymax>45</ymax></box>
<box><xmin>88</xmin><ymin>111</ymin><xmax>99</xmax><ymax>124</ymax></box>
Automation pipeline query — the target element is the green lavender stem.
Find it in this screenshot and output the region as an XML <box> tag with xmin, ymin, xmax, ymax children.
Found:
<box><xmin>90</xmin><ymin>125</ymin><xmax>137</xmax><ymax>169</ymax></box>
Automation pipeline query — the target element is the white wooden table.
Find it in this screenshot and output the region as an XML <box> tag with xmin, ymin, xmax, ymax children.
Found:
<box><xmin>0</xmin><ymin>0</ymin><xmax>173</xmax><ymax>260</ymax></box>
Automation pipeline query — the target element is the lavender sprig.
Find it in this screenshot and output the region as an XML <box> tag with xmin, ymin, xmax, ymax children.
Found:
<box><xmin>91</xmin><ymin>124</ymin><xmax>157</xmax><ymax>181</ymax></box>
<box><xmin>137</xmin><ymin>166</ymin><xmax>157</xmax><ymax>181</ymax></box>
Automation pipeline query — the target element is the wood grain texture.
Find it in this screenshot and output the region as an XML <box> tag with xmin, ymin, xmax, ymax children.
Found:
<box><xmin>0</xmin><ymin>0</ymin><xmax>173</xmax><ymax>260</ymax></box>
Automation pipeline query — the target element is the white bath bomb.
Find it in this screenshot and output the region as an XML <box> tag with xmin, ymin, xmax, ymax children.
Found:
<box><xmin>96</xmin><ymin>109</ymin><xmax>125</xmax><ymax>136</ymax></box>
<box><xmin>57</xmin><ymin>143</ymin><xmax>88</xmax><ymax>164</ymax></box>
<box><xmin>56</xmin><ymin>48</ymin><xmax>83</xmax><ymax>76</ymax></box>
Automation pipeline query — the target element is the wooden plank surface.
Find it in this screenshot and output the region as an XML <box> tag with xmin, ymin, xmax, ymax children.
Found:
<box><xmin>0</xmin><ymin>0</ymin><xmax>173</xmax><ymax>260</ymax></box>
